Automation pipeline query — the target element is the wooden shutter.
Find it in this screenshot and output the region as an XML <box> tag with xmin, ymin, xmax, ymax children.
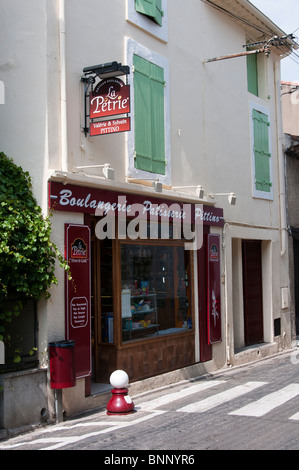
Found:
<box><xmin>252</xmin><ymin>109</ymin><xmax>272</xmax><ymax>193</ymax></box>
<box><xmin>247</xmin><ymin>53</ymin><xmax>258</xmax><ymax>96</ymax></box>
<box><xmin>135</xmin><ymin>0</ymin><xmax>164</xmax><ymax>26</ymax></box>
<box><xmin>133</xmin><ymin>54</ymin><xmax>166</xmax><ymax>174</ymax></box>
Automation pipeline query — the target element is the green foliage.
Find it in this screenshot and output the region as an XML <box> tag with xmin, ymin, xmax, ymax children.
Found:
<box><xmin>0</xmin><ymin>152</ymin><xmax>69</xmax><ymax>345</ymax></box>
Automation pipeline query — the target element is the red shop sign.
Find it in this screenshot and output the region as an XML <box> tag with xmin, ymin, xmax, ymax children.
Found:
<box><xmin>49</xmin><ymin>182</ymin><xmax>224</xmax><ymax>228</ymax></box>
<box><xmin>90</xmin><ymin>78</ymin><xmax>130</xmax><ymax>119</ymax></box>
<box><xmin>90</xmin><ymin>117</ymin><xmax>130</xmax><ymax>136</ymax></box>
<box><xmin>65</xmin><ymin>224</ymin><xmax>91</xmax><ymax>379</ymax></box>
<box><xmin>207</xmin><ymin>234</ymin><xmax>222</xmax><ymax>344</ymax></box>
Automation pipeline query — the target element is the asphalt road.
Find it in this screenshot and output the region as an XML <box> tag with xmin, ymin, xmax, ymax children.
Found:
<box><xmin>2</xmin><ymin>349</ymin><xmax>299</xmax><ymax>453</ymax></box>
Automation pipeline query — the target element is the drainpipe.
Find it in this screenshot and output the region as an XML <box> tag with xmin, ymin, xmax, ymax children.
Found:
<box><xmin>59</xmin><ymin>0</ymin><xmax>68</xmax><ymax>172</ymax></box>
<box><xmin>274</xmin><ymin>58</ymin><xmax>287</xmax><ymax>257</ymax></box>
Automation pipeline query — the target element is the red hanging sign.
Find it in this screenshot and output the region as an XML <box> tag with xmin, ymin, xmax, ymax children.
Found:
<box><xmin>207</xmin><ymin>234</ymin><xmax>222</xmax><ymax>344</ymax></box>
<box><xmin>65</xmin><ymin>224</ymin><xmax>91</xmax><ymax>379</ymax></box>
<box><xmin>90</xmin><ymin>78</ymin><xmax>130</xmax><ymax>119</ymax></box>
<box><xmin>90</xmin><ymin>117</ymin><xmax>130</xmax><ymax>136</ymax></box>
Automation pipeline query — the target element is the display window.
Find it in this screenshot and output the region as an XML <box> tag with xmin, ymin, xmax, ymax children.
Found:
<box><xmin>120</xmin><ymin>241</ymin><xmax>192</xmax><ymax>342</ymax></box>
<box><xmin>90</xmin><ymin>216</ymin><xmax>194</xmax><ymax>350</ymax></box>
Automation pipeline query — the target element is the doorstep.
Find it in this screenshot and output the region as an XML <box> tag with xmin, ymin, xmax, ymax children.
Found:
<box><xmin>232</xmin><ymin>342</ymin><xmax>279</xmax><ymax>366</ymax></box>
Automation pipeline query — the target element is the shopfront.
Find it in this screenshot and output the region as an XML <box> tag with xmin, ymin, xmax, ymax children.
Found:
<box><xmin>49</xmin><ymin>181</ymin><xmax>224</xmax><ymax>390</ymax></box>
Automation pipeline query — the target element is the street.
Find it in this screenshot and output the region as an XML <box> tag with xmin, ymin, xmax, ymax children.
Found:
<box><xmin>2</xmin><ymin>350</ymin><xmax>299</xmax><ymax>452</ymax></box>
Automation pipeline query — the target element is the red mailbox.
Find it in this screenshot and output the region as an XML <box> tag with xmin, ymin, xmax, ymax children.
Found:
<box><xmin>49</xmin><ymin>340</ymin><xmax>76</xmax><ymax>389</ymax></box>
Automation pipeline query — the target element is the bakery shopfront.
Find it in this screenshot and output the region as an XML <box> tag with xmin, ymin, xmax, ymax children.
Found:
<box><xmin>49</xmin><ymin>181</ymin><xmax>224</xmax><ymax>391</ymax></box>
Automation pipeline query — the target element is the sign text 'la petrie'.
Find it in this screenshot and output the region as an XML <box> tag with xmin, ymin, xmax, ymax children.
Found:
<box><xmin>89</xmin><ymin>77</ymin><xmax>130</xmax><ymax>136</ymax></box>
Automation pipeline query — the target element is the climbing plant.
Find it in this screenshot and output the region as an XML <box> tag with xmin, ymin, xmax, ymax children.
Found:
<box><xmin>0</xmin><ymin>152</ymin><xmax>69</xmax><ymax>347</ymax></box>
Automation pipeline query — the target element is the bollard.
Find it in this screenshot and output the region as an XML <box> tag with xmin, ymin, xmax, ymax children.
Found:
<box><xmin>106</xmin><ymin>370</ymin><xmax>135</xmax><ymax>415</ymax></box>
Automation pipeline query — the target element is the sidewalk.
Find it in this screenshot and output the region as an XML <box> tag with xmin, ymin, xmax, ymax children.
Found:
<box><xmin>0</xmin><ymin>344</ymin><xmax>295</xmax><ymax>441</ymax></box>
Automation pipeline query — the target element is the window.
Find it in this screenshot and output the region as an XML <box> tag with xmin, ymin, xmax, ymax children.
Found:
<box><xmin>0</xmin><ymin>300</ymin><xmax>38</xmax><ymax>372</ymax></box>
<box><xmin>135</xmin><ymin>0</ymin><xmax>164</xmax><ymax>26</ymax></box>
<box><xmin>247</xmin><ymin>52</ymin><xmax>258</xmax><ymax>96</ymax></box>
<box><xmin>126</xmin><ymin>0</ymin><xmax>168</xmax><ymax>42</ymax></box>
<box><xmin>246</xmin><ymin>45</ymin><xmax>267</xmax><ymax>100</ymax></box>
<box><xmin>250</xmin><ymin>103</ymin><xmax>273</xmax><ymax>199</ymax></box>
<box><xmin>121</xmin><ymin>242</ymin><xmax>192</xmax><ymax>343</ymax></box>
<box><xmin>126</xmin><ymin>39</ymin><xmax>171</xmax><ymax>184</ymax></box>
<box><xmin>133</xmin><ymin>54</ymin><xmax>166</xmax><ymax>174</ymax></box>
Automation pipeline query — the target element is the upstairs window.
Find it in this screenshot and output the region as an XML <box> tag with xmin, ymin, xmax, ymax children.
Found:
<box><xmin>247</xmin><ymin>52</ymin><xmax>259</xmax><ymax>96</ymax></box>
<box><xmin>135</xmin><ymin>0</ymin><xmax>164</xmax><ymax>26</ymax></box>
<box><xmin>250</xmin><ymin>103</ymin><xmax>273</xmax><ymax>199</ymax></box>
<box><xmin>133</xmin><ymin>54</ymin><xmax>166</xmax><ymax>175</ymax></box>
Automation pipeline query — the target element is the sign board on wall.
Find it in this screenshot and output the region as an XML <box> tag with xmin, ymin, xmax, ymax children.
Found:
<box><xmin>65</xmin><ymin>224</ymin><xmax>91</xmax><ymax>379</ymax></box>
<box><xmin>89</xmin><ymin>77</ymin><xmax>130</xmax><ymax>136</ymax></box>
<box><xmin>207</xmin><ymin>234</ymin><xmax>222</xmax><ymax>344</ymax></box>
<box><xmin>49</xmin><ymin>182</ymin><xmax>224</xmax><ymax>228</ymax></box>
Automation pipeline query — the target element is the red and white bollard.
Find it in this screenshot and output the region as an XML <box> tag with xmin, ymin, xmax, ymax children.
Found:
<box><xmin>106</xmin><ymin>370</ymin><xmax>135</xmax><ymax>415</ymax></box>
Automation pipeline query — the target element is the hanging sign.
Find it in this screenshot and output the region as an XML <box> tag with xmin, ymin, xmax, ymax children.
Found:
<box><xmin>207</xmin><ymin>234</ymin><xmax>222</xmax><ymax>344</ymax></box>
<box><xmin>90</xmin><ymin>78</ymin><xmax>130</xmax><ymax>118</ymax></box>
<box><xmin>65</xmin><ymin>224</ymin><xmax>91</xmax><ymax>379</ymax></box>
<box><xmin>90</xmin><ymin>117</ymin><xmax>130</xmax><ymax>136</ymax></box>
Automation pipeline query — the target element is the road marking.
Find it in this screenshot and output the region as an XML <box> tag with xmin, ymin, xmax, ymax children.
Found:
<box><xmin>0</xmin><ymin>410</ymin><xmax>166</xmax><ymax>451</ymax></box>
<box><xmin>229</xmin><ymin>383</ymin><xmax>299</xmax><ymax>417</ymax></box>
<box><xmin>137</xmin><ymin>380</ymin><xmax>225</xmax><ymax>411</ymax></box>
<box><xmin>177</xmin><ymin>381</ymin><xmax>268</xmax><ymax>413</ymax></box>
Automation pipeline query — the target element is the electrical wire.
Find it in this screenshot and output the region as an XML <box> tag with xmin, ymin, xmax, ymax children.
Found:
<box><xmin>201</xmin><ymin>0</ymin><xmax>298</xmax><ymax>62</ymax></box>
<box><xmin>200</xmin><ymin>0</ymin><xmax>280</xmax><ymax>37</ymax></box>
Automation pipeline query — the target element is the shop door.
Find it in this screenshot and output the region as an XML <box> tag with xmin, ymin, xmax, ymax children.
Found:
<box><xmin>197</xmin><ymin>227</ymin><xmax>212</xmax><ymax>362</ymax></box>
<box><xmin>91</xmin><ymin>237</ymin><xmax>114</xmax><ymax>383</ymax></box>
<box><xmin>242</xmin><ymin>240</ymin><xmax>264</xmax><ymax>345</ymax></box>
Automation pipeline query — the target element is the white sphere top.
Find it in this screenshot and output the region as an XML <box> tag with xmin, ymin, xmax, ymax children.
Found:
<box><xmin>109</xmin><ymin>370</ymin><xmax>129</xmax><ymax>388</ymax></box>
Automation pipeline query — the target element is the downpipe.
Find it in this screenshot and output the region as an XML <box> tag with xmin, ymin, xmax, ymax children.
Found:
<box><xmin>274</xmin><ymin>59</ymin><xmax>288</xmax><ymax>257</ymax></box>
<box><xmin>59</xmin><ymin>0</ymin><xmax>68</xmax><ymax>172</ymax></box>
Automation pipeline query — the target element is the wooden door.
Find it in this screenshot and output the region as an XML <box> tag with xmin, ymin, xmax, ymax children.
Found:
<box><xmin>242</xmin><ymin>240</ymin><xmax>264</xmax><ymax>345</ymax></box>
<box><xmin>197</xmin><ymin>227</ymin><xmax>212</xmax><ymax>362</ymax></box>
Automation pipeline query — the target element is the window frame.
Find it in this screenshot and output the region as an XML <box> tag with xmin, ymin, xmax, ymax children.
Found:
<box><xmin>135</xmin><ymin>0</ymin><xmax>164</xmax><ymax>27</ymax></box>
<box><xmin>133</xmin><ymin>54</ymin><xmax>166</xmax><ymax>174</ymax></box>
<box><xmin>126</xmin><ymin>0</ymin><xmax>168</xmax><ymax>42</ymax></box>
<box><xmin>247</xmin><ymin>51</ymin><xmax>259</xmax><ymax>96</ymax></box>
<box><xmin>125</xmin><ymin>38</ymin><xmax>171</xmax><ymax>185</ymax></box>
<box><xmin>249</xmin><ymin>101</ymin><xmax>273</xmax><ymax>200</ymax></box>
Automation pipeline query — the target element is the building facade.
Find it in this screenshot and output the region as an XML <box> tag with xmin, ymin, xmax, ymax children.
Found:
<box><xmin>0</xmin><ymin>0</ymin><xmax>294</xmax><ymax>429</ymax></box>
<box><xmin>282</xmin><ymin>81</ymin><xmax>299</xmax><ymax>337</ymax></box>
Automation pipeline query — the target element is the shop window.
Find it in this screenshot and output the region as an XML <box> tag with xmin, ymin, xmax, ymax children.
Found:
<box><xmin>135</xmin><ymin>0</ymin><xmax>164</xmax><ymax>26</ymax></box>
<box><xmin>120</xmin><ymin>242</ymin><xmax>192</xmax><ymax>342</ymax></box>
<box><xmin>133</xmin><ymin>54</ymin><xmax>166</xmax><ymax>175</ymax></box>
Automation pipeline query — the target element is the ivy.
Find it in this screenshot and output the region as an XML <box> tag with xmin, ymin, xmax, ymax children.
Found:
<box><xmin>0</xmin><ymin>152</ymin><xmax>69</xmax><ymax>344</ymax></box>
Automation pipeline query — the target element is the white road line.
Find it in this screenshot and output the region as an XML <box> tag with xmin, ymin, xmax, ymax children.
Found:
<box><xmin>229</xmin><ymin>383</ymin><xmax>299</xmax><ymax>417</ymax></box>
<box><xmin>137</xmin><ymin>380</ymin><xmax>225</xmax><ymax>411</ymax></box>
<box><xmin>0</xmin><ymin>410</ymin><xmax>166</xmax><ymax>451</ymax></box>
<box><xmin>177</xmin><ymin>381</ymin><xmax>268</xmax><ymax>413</ymax></box>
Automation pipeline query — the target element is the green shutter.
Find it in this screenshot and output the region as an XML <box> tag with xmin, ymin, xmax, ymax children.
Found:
<box><xmin>253</xmin><ymin>109</ymin><xmax>271</xmax><ymax>193</ymax></box>
<box><xmin>247</xmin><ymin>52</ymin><xmax>258</xmax><ymax>96</ymax></box>
<box><xmin>135</xmin><ymin>0</ymin><xmax>164</xmax><ymax>26</ymax></box>
<box><xmin>133</xmin><ymin>54</ymin><xmax>166</xmax><ymax>175</ymax></box>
